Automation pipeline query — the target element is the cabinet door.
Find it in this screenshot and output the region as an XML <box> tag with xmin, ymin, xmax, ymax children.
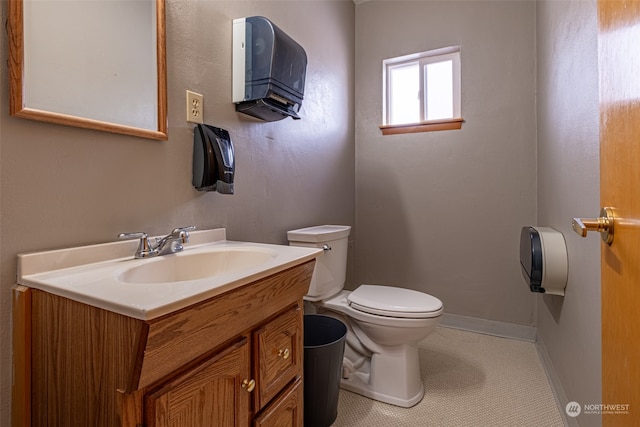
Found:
<box><xmin>254</xmin><ymin>306</ymin><xmax>302</xmax><ymax>411</ymax></box>
<box><xmin>145</xmin><ymin>338</ymin><xmax>251</xmax><ymax>427</ymax></box>
<box><xmin>253</xmin><ymin>378</ymin><xmax>303</xmax><ymax>427</ymax></box>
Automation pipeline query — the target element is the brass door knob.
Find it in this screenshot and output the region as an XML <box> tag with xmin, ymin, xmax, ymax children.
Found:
<box><xmin>241</xmin><ymin>378</ymin><xmax>256</xmax><ymax>392</ymax></box>
<box><xmin>572</xmin><ymin>207</ymin><xmax>615</xmax><ymax>245</ymax></box>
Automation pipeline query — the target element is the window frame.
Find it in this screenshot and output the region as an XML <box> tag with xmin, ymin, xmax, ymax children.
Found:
<box><xmin>381</xmin><ymin>45</ymin><xmax>463</xmax><ymax>135</ymax></box>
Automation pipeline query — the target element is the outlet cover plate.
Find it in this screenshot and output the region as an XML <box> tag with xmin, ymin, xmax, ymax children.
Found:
<box><xmin>186</xmin><ymin>90</ymin><xmax>204</xmax><ymax>124</ymax></box>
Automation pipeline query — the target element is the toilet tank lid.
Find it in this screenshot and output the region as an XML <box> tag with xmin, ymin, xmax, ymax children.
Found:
<box><xmin>287</xmin><ymin>225</ymin><xmax>351</xmax><ymax>242</ymax></box>
<box><xmin>348</xmin><ymin>285</ymin><xmax>443</xmax><ymax>315</ymax></box>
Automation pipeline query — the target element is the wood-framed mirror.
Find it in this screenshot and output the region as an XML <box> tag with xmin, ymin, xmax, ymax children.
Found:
<box><xmin>8</xmin><ymin>0</ymin><xmax>168</xmax><ymax>140</ymax></box>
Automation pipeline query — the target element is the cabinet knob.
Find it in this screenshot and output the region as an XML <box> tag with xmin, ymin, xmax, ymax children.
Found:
<box><xmin>278</xmin><ymin>348</ymin><xmax>290</xmax><ymax>359</ymax></box>
<box><xmin>241</xmin><ymin>378</ymin><xmax>256</xmax><ymax>392</ymax></box>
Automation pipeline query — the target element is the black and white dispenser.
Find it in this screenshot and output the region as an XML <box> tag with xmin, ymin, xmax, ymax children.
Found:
<box><xmin>232</xmin><ymin>16</ymin><xmax>307</xmax><ymax>121</ymax></box>
<box><xmin>519</xmin><ymin>226</ymin><xmax>568</xmax><ymax>296</ymax></box>
<box><xmin>192</xmin><ymin>124</ymin><xmax>235</xmax><ymax>194</ymax></box>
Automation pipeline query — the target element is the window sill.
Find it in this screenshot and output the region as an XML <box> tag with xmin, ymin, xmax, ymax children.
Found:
<box><xmin>379</xmin><ymin>118</ymin><xmax>464</xmax><ymax>135</ymax></box>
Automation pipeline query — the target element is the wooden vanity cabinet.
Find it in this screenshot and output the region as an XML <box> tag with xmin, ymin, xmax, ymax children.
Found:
<box><xmin>12</xmin><ymin>260</ymin><xmax>314</xmax><ymax>427</ymax></box>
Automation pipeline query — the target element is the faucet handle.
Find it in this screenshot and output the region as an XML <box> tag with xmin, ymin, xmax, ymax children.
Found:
<box><xmin>118</xmin><ymin>232</ymin><xmax>157</xmax><ymax>258</ymax></box>
<box><xmin>172</xmin><ymin>225</ymin><xmax>196</xmax><ymax>234</ymax></box>
<box><xmin>172</xmin><ymin>225</ymin><xmax>196</xmax><ymax>243</ymax></box>
<box><xmin>118</xmin><ymin>231</ymin><xmax>148</xmax><ymax>240</ymax></box>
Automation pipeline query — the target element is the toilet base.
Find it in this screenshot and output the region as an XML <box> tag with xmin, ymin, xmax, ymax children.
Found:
<box><xmin>340</xmin><ymin>373</ymin><xmax>425</xmax><ymax>408</ymax></box>
<box><xmin>340</xmin><ymin>343</ymin><xmax>425</xmax><ymax>408</ymax></box>
<box><xmin>310</xmin><ymin>295</ymin><xmax>434</xmax><ymax>409</ymax></box>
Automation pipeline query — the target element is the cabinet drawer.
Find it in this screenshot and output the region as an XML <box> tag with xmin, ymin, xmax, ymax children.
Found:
<box><xmin>254</xmin><ymin>305</ymin><xmax>302</xmax><ymax>410</ymax></box>
<box><xmin>253</xmin><ymin>378</ymin><xmax>303</xmax><ymax>427</ymax></box>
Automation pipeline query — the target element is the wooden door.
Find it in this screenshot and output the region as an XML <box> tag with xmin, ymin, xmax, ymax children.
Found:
<box><xmin>598</xmin><ymin>1</ymin><xmax>640</xmax><ymax>425</ymax></box>
<box><xmin>145</xmin><ymin>339</ymin><xmax>251</xmax><ymax>427</ymax></box>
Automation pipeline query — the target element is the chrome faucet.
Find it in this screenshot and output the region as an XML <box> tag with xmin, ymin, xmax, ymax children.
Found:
<box><xmin>119</xmin><ymin>225</ymin><xmax>196</xmax><ymax>259</ymax></box>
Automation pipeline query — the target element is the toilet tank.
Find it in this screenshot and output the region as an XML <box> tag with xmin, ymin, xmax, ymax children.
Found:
<box><xmin>287</xmin><ymin>225</ymin><xmax>351</xmax><ymax>301</ymax></box>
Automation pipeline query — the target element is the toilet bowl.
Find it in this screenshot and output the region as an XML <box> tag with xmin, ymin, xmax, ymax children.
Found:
<box><xmin>288</xmin><ymin>225</ymin><xmax>444</xmax><ymax>408</ymax></box>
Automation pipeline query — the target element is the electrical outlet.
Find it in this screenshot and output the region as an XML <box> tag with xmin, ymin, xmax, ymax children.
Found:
<box><xmin>186</xmin><ymin>90</ymin><xmax>204</xmax><ymax>124</ymax></box>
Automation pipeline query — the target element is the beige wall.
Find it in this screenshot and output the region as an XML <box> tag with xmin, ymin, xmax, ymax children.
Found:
<box><xmin>536</xmin><ymin>1</ymin><xmax>601</xmax><ymax>426</ymax></box>
<box><xmin>0</xmin><ymin>1</ymin><xmax>355</xmax><ymax>424</ymax></box>
<box><xmin>354</xmin><ymin>1</ymin><xmax>537</xmax><ymax>325</ymax></box>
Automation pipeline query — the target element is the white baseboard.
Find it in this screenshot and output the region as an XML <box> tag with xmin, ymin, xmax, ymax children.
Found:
<box><xmin>439</xmin><ymin>313</ymin><xmax>537</xmax><ymax>342</ymax></box>
<box><xmin>536</xmin><ymin>338</ymin><xmax>577</xmax><ymax>427</ymax></box>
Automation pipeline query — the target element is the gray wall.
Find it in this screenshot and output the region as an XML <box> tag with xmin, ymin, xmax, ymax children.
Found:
<box><xmin>536</xmin><ymin>1</ymin><xmax>602</xmax><ymax>426</ymax></box>
<box><xmin>0</xmin><ymin>1</ymin><xmax>604</xmax><ymax>425</ymax></box>
<box><xmin>354</xmin><ymin>1</ymin><xmax>537</xmax><ymax>325</ymax></box>
<box><xmin>0</xmin><ymin>1</ymin><xmax>355</xmax><ymax>424</ymax></box>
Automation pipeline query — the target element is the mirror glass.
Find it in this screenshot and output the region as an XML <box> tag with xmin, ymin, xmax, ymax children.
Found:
<box><xmin>9</xmin><ymin>0</ymin><xmax>167</xmax><ymax>140</ymax></box>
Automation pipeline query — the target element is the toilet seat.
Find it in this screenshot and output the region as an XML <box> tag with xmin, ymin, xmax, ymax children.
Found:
<box><xmin>348</xmin><ymin>285</ymin><xmax>443</xmax><ymax>319</ymax></box>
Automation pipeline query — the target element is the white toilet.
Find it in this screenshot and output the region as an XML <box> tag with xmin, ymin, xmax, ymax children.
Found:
<box><xmin>287</xmin><ymin>225</ymin><xmax>443</xmax><ymax>408</ymax></box>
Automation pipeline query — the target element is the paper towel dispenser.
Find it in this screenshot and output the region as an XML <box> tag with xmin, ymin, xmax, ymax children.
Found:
<box><xmin>232</xmin><ymin>16</ymin><xmax>307</xmax><ymax>121</ymax></box>
<box><xmin>520</xmin><ymin>226</ymin><xmax>568</xmax><ymax>296</ymax></box>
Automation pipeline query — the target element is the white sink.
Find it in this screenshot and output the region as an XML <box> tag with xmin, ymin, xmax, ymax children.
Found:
<box><xmin>118</xmin><ymin>247</ymin><xmax>278</xmax><ymax>284</ymax></box>
<box><xmin>17</xmin><ymin>228</ymin><xmax>322</xmax><ymax>320</ymax></box>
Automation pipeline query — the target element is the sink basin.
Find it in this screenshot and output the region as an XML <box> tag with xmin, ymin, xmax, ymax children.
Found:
<box><xmin>118</xmin><ymin>247</ymin><xmax>278</xmax><ymax>284</ymax></box>
<box><xmin>18</xmin><ymin>228</ymin><xmax>322</xmax><ymax>319</ymax></box>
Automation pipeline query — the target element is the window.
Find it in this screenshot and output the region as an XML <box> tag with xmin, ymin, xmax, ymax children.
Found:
<box><xmin>381</xmin><ymin>46</ymin><xmax>462</xmax><ymax>135</ymax></box>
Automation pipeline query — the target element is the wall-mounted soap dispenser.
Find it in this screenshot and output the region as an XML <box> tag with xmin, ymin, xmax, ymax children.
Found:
<box><xmin>192</xmin><ymin>124</ymin><xmax>234</xmax><ymax>194</ymax></box>
<box><xmin>519</xmin><ymin>226</ymin><xmax>568</xmax><ymax>296</ymax></box>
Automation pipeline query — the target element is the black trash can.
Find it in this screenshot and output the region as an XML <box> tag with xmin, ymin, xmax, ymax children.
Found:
<box><xmin>304</xmin><ymin>314</ymin><xmax>347</xmax><ymax>427</ymax></box>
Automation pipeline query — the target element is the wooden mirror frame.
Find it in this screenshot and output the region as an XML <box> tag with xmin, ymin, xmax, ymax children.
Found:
<box><xmin>7</xmin><ymin>0</ymin><xmax>168</xmax><ymax>141</ymax></box>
